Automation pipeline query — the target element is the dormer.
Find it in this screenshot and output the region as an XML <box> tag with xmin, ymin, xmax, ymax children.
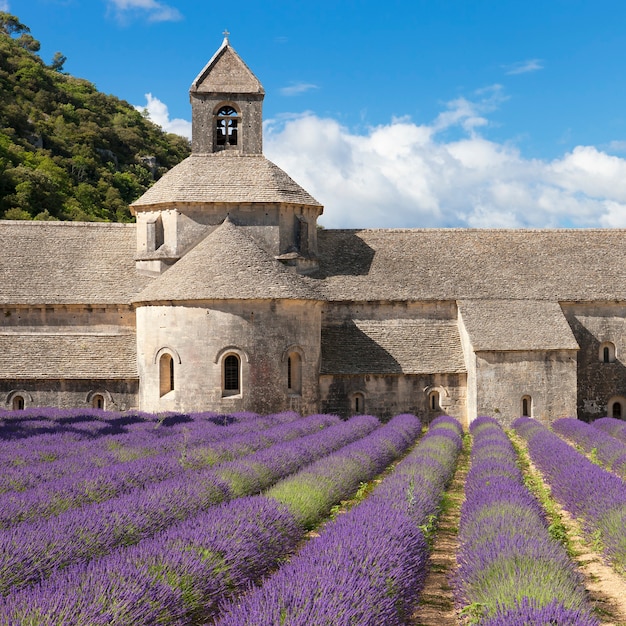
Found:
<box><xmin>190</xmin><ymin>35</ymin><xmax>264</xmax><ymax>154</ymax></box>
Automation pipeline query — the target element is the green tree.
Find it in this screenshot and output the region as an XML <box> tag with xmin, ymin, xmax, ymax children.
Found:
<box><xmin>50</xmin><ymin>51</ymin><xmax>66</xmax><ymax>72</ymax></box>
<box><xmin>0</xmin><ymin>12</ymin><xmax>29</xmax><ymax>36</ymax></box>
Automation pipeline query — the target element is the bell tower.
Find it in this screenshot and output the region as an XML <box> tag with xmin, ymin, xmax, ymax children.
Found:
<box><xmin>189</xmin><ymin>34</ymin><xmax>265</xmax><ymax>154</ymax></box>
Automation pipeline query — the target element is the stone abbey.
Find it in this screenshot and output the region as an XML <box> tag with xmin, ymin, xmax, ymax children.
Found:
<box><xmin>2</xmin><ymin>37</ymin><xmax>626</xmax><ymax>427</ymax></box>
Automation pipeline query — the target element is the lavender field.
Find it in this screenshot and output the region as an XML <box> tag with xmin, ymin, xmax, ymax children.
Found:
<box><xmin>0</xmin><ymin>408</ymin><xmax>624</xmax><ymax>625</ymax></box>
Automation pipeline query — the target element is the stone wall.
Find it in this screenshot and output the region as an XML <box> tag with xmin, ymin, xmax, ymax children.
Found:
<box><xmin>474</xmin><ymin>349</ymin><xmax>578</xmax><ymax>426</ymax></box>
<box><xmin>319</xmin><ymin>372</ymin><xmax>467</xmax><ymax>426</ymax></box>
<box><xmin>136</xmin><ymin>299</ymin><xmax>322</xmax><ymax>415</ymax></box>
<box><xmin>0</xmin><ymin>379</ymin><xmax>138</xmax><ymax>411</ymax></box>
<box><xmin>562</xmin><ymin>302</ymin><xmax>626</xmax><ymax>420</ymax></box>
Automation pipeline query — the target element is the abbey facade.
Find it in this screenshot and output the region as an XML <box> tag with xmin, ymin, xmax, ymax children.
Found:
<box><xmin>2</xmin><ymin>38</ymin><xmax>626</xmax><ymax>427</ymax></box>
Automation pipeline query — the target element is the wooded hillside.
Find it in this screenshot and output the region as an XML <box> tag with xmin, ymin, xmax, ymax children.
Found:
<box><xmin>0</xmin><ymin>12</ymin><xmax>190</xmax><ymax>222</ymax></box>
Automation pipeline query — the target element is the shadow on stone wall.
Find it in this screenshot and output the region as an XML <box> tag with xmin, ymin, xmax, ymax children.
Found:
<box><xmin>567</xmin><ymin>316</ymin><xmax>626</xmax><ymax>421</ymax></box>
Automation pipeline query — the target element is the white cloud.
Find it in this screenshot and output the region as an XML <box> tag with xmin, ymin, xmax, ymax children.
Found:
<box><xmin>134</xmin><ymin>93</ymin><xmax>191</xmax><ymax>139</ymax></box>
<box><xmin>504</xmin><ymin>59</ymin><xmax>544</xmax><ymax>75</ymax></box>
<box><xmin>106</xmin><ymin>0</ymin><xmax>182</xmax><ymax>23</ymax></box>
<box><xmin>138</xmin><ymin>90</ymin><xmax>626</xmax><ymax>230</ymax></box>
<box><xmin>280</xmin><ymin>83</ymin><xmax>319</xmax><ymax>97</ymax></box>
<box><xmin>263</xmin><ymin>94</ymin><xmax>626</xmax><ymax>229</ymax></box>
<box><xmin>0</xmin><ymin>1</ymin><xmax>9</xmax><ymax>11</ymax></box>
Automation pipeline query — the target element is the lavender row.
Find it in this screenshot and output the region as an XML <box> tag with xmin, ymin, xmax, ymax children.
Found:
<box><xmin>216</xmin><ymin>415</ymin><xmax>464</xmax><ymax>626</ymax></box>
<box><xmin>592</xmin><ymin>416</ymin><xmax>626</xmax><ymax>445</ymax></box>
<box><xmin>0</xmin><ymin>414</ymin><xmax>422</xmax><ymax>625</ymax></box>
<box><xmin>0</xmin><ymin>408</ymin><xmax>263</xmax><ymax>468</ymax></box>
<box><xmin>515</xmin><ymin>417</ymin><xmax>626</xmax><ymax>576</ymax></box>
<box><xmin>0</xmin><ymin>411</ymin><xmax>296</xmax><ymax>491</ymax></box>
<box><xmin>553</xmin><ymin>417</ymin><xmax>626</xmax><ymax>478</ymax></box>
<box><xmin>0</xmin><ymin>415</ymin><xmax>378</xmax><ymax>595</ymax></box>
<box><xmin>0</xmin><ymin>413</ymin><xmax>337</xmax><ymax>528</ymax></box>
<box><xmin>456</xmin><ymin>416</ymin><xmax>596</xmax><ymax>625</ymax></box>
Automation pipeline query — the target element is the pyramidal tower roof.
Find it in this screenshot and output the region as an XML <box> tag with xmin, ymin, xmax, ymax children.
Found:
<box><xmin>132</xmin><ymin>218</ymin><xmax>319</xmax><ymax>303</ymax></box>
<box><xmin>190</xmin><ymin>35</ymin><xmax>264</xmax><ymax>96</ymax></box>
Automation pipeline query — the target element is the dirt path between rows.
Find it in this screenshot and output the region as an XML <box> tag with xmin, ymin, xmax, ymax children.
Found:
<box><xmin>560</xmin><ymin>507</ymin><xmax>626</xmax><ymax>626</ymax></box>
<box><xmin>514</xmin><ymin>433</ymin><xmax>626</xmax><ymax>626</ymax></box>
<box><xmin>410</xmin><ymin>442</ymin><xmax>469</xmax><ymax>626</ymax></box>
<box><xmin>411</xmin><ymin>432</ymin><xmax>626</xmax><ymax>626</ymax></box>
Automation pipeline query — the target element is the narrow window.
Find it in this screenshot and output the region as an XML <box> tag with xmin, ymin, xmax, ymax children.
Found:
<box><xmin>224</xmin><ymin>354</ymin><xmax>240</xmax><ymax>395</ymax></box>
<box><xmin>613</xmin><ymin>402</ymin><xmax>622</xmax><ymax>419</ymax></box>
<box><xmin>287</xmin><ymin>352</ymin><xmax>302</xmax><ymax>395</ymax></box>
<box><xmin>351</xmin><ymin>392</ymin><xmax>365</xmax><ymax>415</ymax></box>
<box><xmin>287</xmin><ymin>356</ymin><xmax>292</xmax><ymax>390</ymax></box>
<box><xmin>600</xmin><ymin>342</ymin><xmax>616</xmax><ymax>363</ymax></box>
<box><xmin>430</xmin><ymin>391</ymin><xmax>440</xmax><ymax>411</ymax></box>
<box><xmin>92</xmin><ymin>394</ymin><xmax>105</xmax><ymax>410</ymax></box>
<box><xmin>146</xmin><ymin>215</ymin><xmax>164</xmax><ymax>252</ymax></box>
<box><xmin>522</xmin><ymin>395</ymin><xmax>532</xmax><ymax>417</ymax></box>
<box><xmin>216</xmin><ymin>106</ymin><xmax>238</xmax><ymax>147</ymax></box>
<box><xmin>12</xmin><ymin>396</ymin><xmax>24</xmax><ymax>411</ymax></box>
<box><xmin>159</xmin><ymin>353</ymin><xmax>174</xmax><ymax>397</ymax></box>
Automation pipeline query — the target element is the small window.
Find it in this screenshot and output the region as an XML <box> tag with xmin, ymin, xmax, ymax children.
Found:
<box><xmin>522</xmin><ymin>395</ymin><xmax>532</xmax><ymax>417</ymax></box>
<box><xmin>287</xmin><ymin>352</ymin><xmax>302</xmax><ymax>395</ymax></box>
<box><xmin>216</xmin><ymin>106</ymin><xmax>238</xmax><ymax>147</ymax></box>
<box><xmin>600</xmin><ymin>342</ymin><xmax>616</xmax><ymax>363</ymax></box>
<box><xmin>159</xmin><ymin>353</ymin><xmax>174</xmax><ymax>397</ymax></box>
<box><xmin>223</xmin><ymin>354</ymin><xmax>240</xmax><ymax>395</ymax></box>
<box><xmin>429</xmin><ymin>390</ymin><xmax>440</xmax><ymax>411</ymax></box>
<box><xmin>607</xmin><ymin>396</ymin><xmax>626</xmax><ymax>420</ymax></box>
<box><xmin>92</xmin><ymin>394</ymin><xmax>105</xmax><ymax>410</ymax></box>
<box><xmin>351</xmin><ymin>392</ymin><xmax>365</xmax><ymax>415</ymax></box>
<box><xmin>12</xmin><ymin>395</ymin><xmax>24</xmax><ymax>411</ymax></box>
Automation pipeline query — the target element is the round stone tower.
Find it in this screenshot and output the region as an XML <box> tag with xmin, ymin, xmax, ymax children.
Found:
<box><xmin>131</xmin><ymin>37</ymin><xmax>324</xmax><ymax>415</ymax></box>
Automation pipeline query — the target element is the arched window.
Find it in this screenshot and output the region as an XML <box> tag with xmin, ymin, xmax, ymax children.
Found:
<box><xmin>600</xmin><ymin>342</ymin><xmax>616</xmax><ymax>363</ymax></box>
<box><xmin>12</xmin><ymin>395</ymin><xmax>24</xmax><ymax>411</ymax></box>
<box><xmin>216</xmin><ymin>105</ymin><xmax>238</xmax><ymax>147</ymax></box>
<box><xmin>287</xmin><ymin>352</ymin><xmax>302</xmax><ymax>395</ymax></box>
<box><xmin>522</xmin><ymin>395</ymin><xmax>532</xmax><ymax>417</ymax></box>
<box><xmin>429</xmin><ymin>390</ymin><xmax>440</xmax><ymax>411</ymax></box>
<box><xmin>351</xmin><ymin>392</ymin><xmax>365</xmax><ymax>415</ymax></box>
<box><xmin>607</xmin><ymin>396</ymin><xmax>626</xmax><ymax>420</ymax></box>
<box><xmin>159</xmin><ymin>353</ymin><xmax>174</xmax><ymax>397</ymax></box>
<box><xmin>223</xmin><ymin>354</ymin><xmax>240</xmax><ymax>396</ymax></box>
<box><xmin>92</xmin><ymin>394</ymin><xmax>105</xmax><ymax>410</ymax></box>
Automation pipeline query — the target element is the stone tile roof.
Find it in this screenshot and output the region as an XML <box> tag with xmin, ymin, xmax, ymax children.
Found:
<box><xmin>133</xmin><ymin>218</ymin><xmax>319</xmax><ymax>303</ymax></box>
<box><xmin>0</xmin><ymin>221</ymin><xmax>148</xmax><ymax>305</ymax></box>
<box><xmin>458</xmin><ymin>300</ymin><xmax>579</xmax><ymax>351</ymax></box>
<box><xmin>313</xmin><ymin>228</ymin><xmax>626</xmax><ymax>302</ymax></box>
<box><xmin>191</xmin><ymin>39</ymin><xmax>264</xmax><ymax>95</ymax></box>
<box><xmin>321</xmin><ymin>319</ymin><xmax>466</xmax><ymax>375</ymax></box>
<box><xmin>130</xmin><ymin>154</ymin><xmax>322</xmax><ymax>209</ymax></box>
<box><xmin>0</xmin><ymin>333</ymin><xmax>137</xmax><ymax>379</ymax></box>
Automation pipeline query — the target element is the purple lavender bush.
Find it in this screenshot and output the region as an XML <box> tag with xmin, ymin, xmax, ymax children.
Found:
<box><xmin>515</xmin><ymin>416</ymin><xmax>626</xmax><ymax>576</ymax></box>
<box><xmin>0</xmin><ymin>415</ymin><xmax>375</xmax><ymax>595</ymax></box>
<box><xmin>592</xmin><ymin>416</ymin><xmax>626</xmax><ymax>445</ymax></box>
<box><xmin>553</xmin><ymin>417</ymin><xmax>626</xmax><ymax>477</ymax></box>
<box><xmin>0</xmin><ymin>414</ymin><xmax>421</xmax><ymax>624</ymax></box>
<box><xmin>456</xmin><ymin>416</ymin><xmax>596</xmax><ymax>625</ymax></box>
<box><xmin>0</xmin><ymin>413</ymin><xmax>339</xmax><ymax>528</ymax></box>
<box><xmin>215</xmin><ymin>415</ymin><xmax>463</xmax><ymax>626</ymax></box>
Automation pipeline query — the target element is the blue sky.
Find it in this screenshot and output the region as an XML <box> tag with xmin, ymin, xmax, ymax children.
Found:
<box><xmin>7</xmin><ymin>0</ymin><xmax>626</xmax><ymax>228</ymax></box>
